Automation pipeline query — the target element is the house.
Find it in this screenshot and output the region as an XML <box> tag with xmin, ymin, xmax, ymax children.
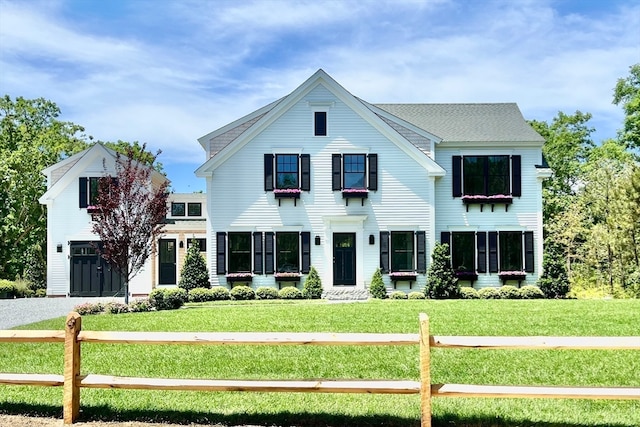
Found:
<box><xmin>39</xmin><ymin>143</ymin><xmax>207</xmax><ymax>297</ymax></box>
<box><xmin>196</xmin><ymin>69</ymin><xmax>551</xmax><ymax>296</ymax></box>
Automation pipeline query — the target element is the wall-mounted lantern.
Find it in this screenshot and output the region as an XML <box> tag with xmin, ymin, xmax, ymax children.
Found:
<box><xmin>56</xmin><ymin>244</ymin><xmax>63</xmax><ymax>253</ymax></box>
<box><xmin>315</xmin><ymin>236</ymin><xmax>321</xmax><ymax>245</ymax></box>
<box><xmin>369</xmin><ymin>234</ymin><xmax>375</xmax><ymax>245</ymax></box>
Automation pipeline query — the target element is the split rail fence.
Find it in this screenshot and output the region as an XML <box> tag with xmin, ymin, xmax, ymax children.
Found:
<box><xmin>0</xmin><ymin>312</ymin><xmax>639</xmax><ymax>426</ymax></box>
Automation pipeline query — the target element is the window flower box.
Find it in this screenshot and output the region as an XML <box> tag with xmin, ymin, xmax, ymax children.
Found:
<box><xmin>498</xmin><ymin>271</ymin><xmax>526</xmax><ymax>285</ymax></box>
<box><xmin>389</xmin><ymin>271</ymin><xmax>418</xmax><ymax>288</ymax></box>
<box><xmin>225</xmin><ymin>273</ymin><xmax>253</xmax><ymax>284</ymax></box>
<box><xmin>274</xmin><ymin>272</ymin><xmax>301</xmax><ymax>282</ymax></box>
<box><xmin>273</xmin><ymin>188</ymin><xmax>301</xmax><ymax>206</ymax></box>
<box><xmin>86</xmin><ymin>205</ymin><xmax>100</xmax><ymax>214</ymax></box>
<box><xmin>342</xmin><ymin>188</ymin><xmax>368</xmax><ymax>206</ymax></box>
<box><xmin>461</xmin><ymin>194</ymin><xmax>513</xmax><ymax>212</ymax></box>
<box><xmin>455</xmin><ymin>271</ymin><xmax>478</xmax><ymax>282</ymax></box>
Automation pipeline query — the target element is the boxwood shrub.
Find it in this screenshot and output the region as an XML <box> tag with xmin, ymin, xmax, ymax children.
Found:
<box><xmin>210</xmin><ymin>286</ymin><xmax>231</xmax><ymax>301</ymax></box>
<box><xmin>390</xmin><ymin>291</ymin><xmax>407</xmax><ymax>299</ymax></box>
<box><xmin>478</xmin><ymin>287</ymin><xmax>500</xmax><ymax>299</ymax></box>
<box><xmin>128</xmin><ymin>299</ymin><xmax>152</xmax><ymax>312</ymax></box>
<box><xmin>460</xmin><ymin>287</ymin><xmax>480</xmax><ymax>299</ymax></box>
<box><xmin>279</xmin><ymin>286</ymin><xmax>303</xmax><ymax>299</ymax></box>
<box><xmin>498</xmin><ymin>285</ymin><xmax>521</xmax><ymax>299</ymax></box>
<box><xmin>519</xmin><ymin>285</ymin><xmax>545</xmax><ymax>299</ymax></box>
<box><xmin>230</xmin><ymin>285</ymin><xmax>255</xmax><ymax>301</ymax></box>
<box><xmin>149</xmin><ymin>288</ymin><xmax>187</xmax><ymax>310</ymax></box>
<box><xmin>256</xmin><ymin>286</ymin><xmax>279</xmax><ymax>300</ymax></box>
<box><xmin>104</xmin><ymin>301</ymin><xmax>130</xmax><ymax>314</ymax></box>
<box><xmin>188</xmin><ymin>287</ymin><xmax>216</xmax><ymax>302</ymax></box>
<box><xmin>408</xmin><ymin>291</ymin><xmax>425</xmax><ymax>299</ymax></box>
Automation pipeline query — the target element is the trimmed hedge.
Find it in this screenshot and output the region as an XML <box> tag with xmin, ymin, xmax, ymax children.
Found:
<box><xmin>460</xmin><ymin>287</ymin><xmax>480</xmax><ymax>299</ymax></box>
<box><xmin>498</xmin><ymin>285</ymin><xmax>521</xmax><ymax>299</ymax></box>
<box><xmin>408</xmin><ymin>291</ymin><xmax>425</xmax><ymax>300</ymax></box>
<box><xmin>390</xmin><ymin>291</ymin><xmax>408</xmax><ymax>300</ymax></box>
<box><xmin>230</xmin><ymin>285</ymin><xmax>255</xmax><ymax>301</ymax></box>
<box><xmin>256</xmin><ymin>286</ymin><xmax>279</xmax><ymax>300</ymax></box>
<box><xmin>279</xmin><ymin>286</ymin><xmax>303</xmax><ymax>300</ymax></box>
<box><xmin>478</xmin><ymin>287</ymin><xmax>500</xmax><ymax>299</ymax></box>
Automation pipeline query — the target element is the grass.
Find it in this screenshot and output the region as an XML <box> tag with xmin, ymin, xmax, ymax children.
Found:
<box><xmin>1</xmin><ymin>299</ymin><xmax>639</xmax><ymax>426</ymax></box>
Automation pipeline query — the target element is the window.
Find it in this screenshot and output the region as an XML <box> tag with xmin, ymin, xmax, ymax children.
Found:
<box><xmin>451</xmin><ymin>232</ymin><xmax>475</xmax><ymax>272</ymax></box>
<box><xmin>171</xmin><ymin>202</ymin><xmax>185</xmax><ymax>216</ymax></box>
<box><xmin>276</xmin><ymin>154</ymin><xmax>299</xmax><ymax>189</ymax></box>
<box><xmin>314</xmin><ymin>111</ymin><xmax>327</xmax><ymax>136</ymax></box>
<box><xmin>78</xmin><ymin>177</ymin><xmax>100</xmax><ymax>208</ymax></box>
<box><xmin>228</xmin><ymin>232</ymin><xmax>251</xmax><ymax>273</ymax></box>
<box><xmin>332</xmin><ymin>154</ymin><xmax>378</xmax><ymax>191</ymax></box>
<box><xmin>187</xmin><ymin>202</ymin><xmax>202</xmax><ymax>217</ymax></box>
<box><xmin>391</xmin><ymin>231</ymin><xmax>414</xmax><ymax>272</ymax></box>
<box><xmin>452</xmin><ymin>155</ymin><xmax>521</xmax><ymax>198</ymax></box>
<box><xmin>264</xmin><ymin>154</ymin><xmax>310</xmax><ymax>192</ymax></box>
<box><xmin>187</xmin><ymin>238</ymin><xmax>206</xmax><ymax>252</ymax></box>
<box><xmin>499</xmin><ymin>231</ymin><xmax>523</xmax><ymax>271</ymax></box>
<box><xmin>276</xmin><ymin>232</ymin><xmax>299</xmax><ymax>273</ymax></box>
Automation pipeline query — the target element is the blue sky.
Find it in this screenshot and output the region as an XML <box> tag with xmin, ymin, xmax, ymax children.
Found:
<box><xmin>1</xmin><ymin>0</ymin><xmax>638</xmax><ymax>193</ymax></box>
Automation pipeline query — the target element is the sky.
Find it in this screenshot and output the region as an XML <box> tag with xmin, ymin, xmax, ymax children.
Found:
<box><xmin>1</xmin><ymin>0</ymin><xmax>638</xmax><ymax>193</ymax></box>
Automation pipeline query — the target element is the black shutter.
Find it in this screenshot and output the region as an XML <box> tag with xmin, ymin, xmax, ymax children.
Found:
<box><xmin>264</xmin><ymin>154</ymin><xmax>274</xmax><ymax>192</ymax></box>
<box><xmin>477</xmin><ymin>232</ymin><xmax>487</xmax><ymax>273</ymax></box>
<box><xmin>512</xmin><ymin>155</ymin><xmax>521</xmax><ymax>197</ymax></box>
<box><xmin>253</xmin><ymin>232</ymin><xmax>263</xmax><ymax>275</ymax></box>
<box><xmin>379</xmin><ymin>231</ymin><xmax>390</xmax><ymax>273</ymax></box>
<box><xmin>488</xmin><ymin>231</ymin><xmax>498</xmax><ymax>273</ymax></box>
<box><xmin>452</xmin><ymin>156</ymin><xmax>462</xmax><ymax>197</ymax></box>
<box><xmin>300</xmin><ymin>154</ymin><xmax>310</xmax><ymax>191</ymax></box>
<box><xmin>367</xmin><ymin>154</ymin><xmax>378</xmax><ymax>191</ymax></box>
<box><xmin>440</xmin><ymin>231</ymin><xmax>451</xmax><ymax>248</ymax></box>
<box><xmin>332</xmin><ymin>154</ymin><xmax>342</xmax><ymax>190</ymax></box>
<box><xmin>524</xmin><ymin>231</ymin><xmax>534</xmax><ymax>273</ymax></box>
<box><xmin>416</xmin><ymin>231</ymin><xmax>426</xmax><ymax>273</ymax></box>
<box><xmin>264</xmin><ymin>232</ymin><xmax>274</xmax><ymax>274</ymax></box>
<box><xmin>301</xmin><ymin>232</ymin><xmax>311</xmax><ymax>274</ymax></box>
<box><xmin>79</xmin><ymin>177</ymin><xmax>88</xmax><ymax>208</ymax></box>
<box><xmin>216</xmin><ymin>232</ymin><xmax>226</xmax><ymax>275</ymax></box>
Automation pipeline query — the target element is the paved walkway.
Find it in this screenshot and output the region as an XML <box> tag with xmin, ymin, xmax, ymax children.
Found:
<box><xmin>0</xmin><ymin>297</ymin><xmax>124</xmax><ymax>329</ymax></box>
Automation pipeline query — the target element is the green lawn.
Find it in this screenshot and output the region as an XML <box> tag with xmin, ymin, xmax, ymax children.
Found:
<box><xmin>1</xmin><ymin>299</ymin><xmax>639</xmax><ymax>426</ymax></box>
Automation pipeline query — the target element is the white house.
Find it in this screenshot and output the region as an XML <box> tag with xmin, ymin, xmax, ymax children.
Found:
<box><xmin>39</xmin><ymin>143</ymin><xmax>206</xmax><ymax>297</ymax></box>
<box><xmin>196</xmin><ymin>69</ymin><xmax>551</xmax><ymax>296</ymax></box>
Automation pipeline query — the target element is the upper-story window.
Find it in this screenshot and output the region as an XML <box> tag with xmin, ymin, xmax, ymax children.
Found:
<box><xmin>314</xmin><ymin>111</ymin><xmax>327</xmax><ymax>136</ymax></box>
<box><xmin>187</xmin><ymin>202</ymin><xmax>202</xmax><ymax>216</ymax></box>
<box><xmin>332</xmin><ymin>153</ymin><xmax>378</xmax><ymax>191</ymax></box>
<box><xmin>264</xmin><ymin>154</ymin><xmax>310</xmax><ymax>193</ymax></box>
<box><xmin>276</xmin><ymin>154</ymin><xmax>299</xmax><ymax>189</ymax></box>
<box><xmin>171</xmin><ymin>202</ymin><xmax>185</xmax><ymax>216</ymax></box>
<box><xmin>78</xmin><ymin>177</ymin><xmax>100</xmax><ymax>208</ymax></box>
<box><xmin>452</xmin><ymin>155</ymin><xmax>521</xmax><ymax>198</ymax></box>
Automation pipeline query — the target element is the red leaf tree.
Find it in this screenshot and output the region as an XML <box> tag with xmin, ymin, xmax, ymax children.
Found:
<box><xmin>91</xmin><ymin>144</ymin><xmax>169</xmax><ymax>303</ymax></box>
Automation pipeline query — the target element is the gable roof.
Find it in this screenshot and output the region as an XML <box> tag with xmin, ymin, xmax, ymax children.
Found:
<box><xmin>39</xmin><ymin>143</ymin><xmax>168</xmax><ymax>205</ymax></box>
<box><xmin>372</xmin><ymin>103</ymin><xmax>544</xmax><ymax>144</ymax></box>
<box><xmin>196</xmin><ymin>69</ymin><xmax>446</xmax><ymax>177</ymax></box>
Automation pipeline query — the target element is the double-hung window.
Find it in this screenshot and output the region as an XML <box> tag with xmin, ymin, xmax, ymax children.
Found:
<box><xmin>228</xmin><ymin>232</ymin><xmax>251</xmax><ymax>274</ymax></box>
<box><xmin>452</xmin><ymin>155</ymin><xmax>521</xmax><ymax>198</ymax></box>
<box><xmin>451</xmin><ymin>232</ymin><xmax>475</xmax><ymax>272</ymax></box>
<box><xmin>276</xmin><ymin>154</ymin><xmax>299</xmax><ymax>189</ymax></box>
<box><xmin>276</xmin><ymin>232</ymin><xmax>299</xmax><ymax>273</ymax></box>
<box><xmin>379</xmin><ymin>231</ymin><xmax>427</xmax><ymax>274</ymax></box>
<box><xmin>391</xmin><ymin>231</ymin><xmax>414</xmax><ymax>272</ymax></box>
<box><xmin>264</xmin><ymin>154</ymin><xmax>310</xmax><ymax>193</ymax></box>
<box><xmin>314</xmin><ymin>111</ymin><xmax>327</xmax><ymax>136</ymax></box>
<box><xmin>78</xmin><ymin>177</ymin><xmax>100</xmax><ymax>208</ymax></box>
<box><xmin>499</xmin><ymin>231</ymin><xmax>524</xmax><ymax>272</ymax></box>
<box><xmin>332</xmin><ymin>153</ymin><xmax>378</xmax><ymax>191</ymax></box>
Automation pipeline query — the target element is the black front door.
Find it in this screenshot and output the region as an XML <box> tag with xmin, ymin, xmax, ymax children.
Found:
<box><xmin>70</xmin><ymin>241</ymin><xmax>123</xmax><ymax>297</ymax></box>
<box><xmin>158</xmin><ymin>239</ymin><xmax>177</xmax><ymax>285</ymax></box>
<box><xmin>333</xmin><ymin>233</ymin><xmax>356</xmax><ymax>286</ymax></box>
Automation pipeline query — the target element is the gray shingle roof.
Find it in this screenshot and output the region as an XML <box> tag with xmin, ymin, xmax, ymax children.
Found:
<box><xmin>372</xmin><ymin>103</ymin><xmax>544</xmax><ymax>143</ymax></box>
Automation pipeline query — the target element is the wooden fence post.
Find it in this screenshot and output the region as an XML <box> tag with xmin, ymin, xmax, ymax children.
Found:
<box><xmin>63</xmin><ymin>312</ymin><xmax>82</xmax><ymax>425</ymax></box>
<box><xmin>419</xmin><ymin>313</ymin><xmax>431</xmax><ymax>427</ymax></box>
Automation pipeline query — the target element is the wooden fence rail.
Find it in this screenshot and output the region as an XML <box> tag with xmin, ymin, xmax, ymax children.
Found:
<box><xmin>0</xmin><ymin>312</ymin><xmax>639</xmax><ymax>426</ymax></box>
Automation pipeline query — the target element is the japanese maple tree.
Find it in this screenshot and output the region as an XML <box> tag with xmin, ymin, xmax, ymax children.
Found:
<box><xmin>91</xmin><ymin>144</ymin><xmax>169</xmax><ymax>303</ymax></box>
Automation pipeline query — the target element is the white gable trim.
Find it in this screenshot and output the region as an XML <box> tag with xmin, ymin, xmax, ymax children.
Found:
<box><xmin>196</xmin><ymin>69</ymin><xmax>445</xmax><ymax>178</ymax></box>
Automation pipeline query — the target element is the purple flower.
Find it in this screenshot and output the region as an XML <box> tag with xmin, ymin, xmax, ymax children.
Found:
<box><xmin>273</xmin><ymin>188</ymin><xmax>301</xmax><ymax>194</ymax></box>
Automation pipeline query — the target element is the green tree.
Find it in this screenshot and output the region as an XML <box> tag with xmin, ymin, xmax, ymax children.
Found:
<box><xmin>369</xmin><ymin>268</ymin><xmax>387</xmax><ymax>299</ymax></box>
<box><xmin>179</xmin><ymin>238</ymin><xmax>210</xmax><ymax>291</ymax></box>
<box><xmin>425</xmin><ymin>243</ymin><xmax>459</xmax><ymax>299</ymax></box>
<box><xmin>537</xmin><ymin>240</ymin><xmax>569</xmax><ymax>298</ymax></box>
<box><xmin>302</xmin><ymin>266</ymin><xmax>323</xmax><ymax>299</ymax></box>
<box><xmin>0</xmin><ymin>96</ymin><xmax>88</xmax><ymax>279</ymax></box>
<box><xmin>613</xmin><ymin>63</ymin><xmax>640</xmax><ymax>151</ymax></box>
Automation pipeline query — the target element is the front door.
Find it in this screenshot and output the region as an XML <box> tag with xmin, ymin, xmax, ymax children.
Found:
<box><xmin>333</xmin><ymin>233</ymin><xmax>356</xmax><ymax>286</ymax></box>
<box><xmin>158</xmin><ymin>239</ymin><xmax>177</xmax><ymax>285</ymax></box>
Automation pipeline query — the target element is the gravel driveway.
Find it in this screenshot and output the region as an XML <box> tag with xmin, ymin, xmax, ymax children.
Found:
<box><xmin>0</xmin><ymin>297</ymin><xmax>124</xmax><ymax>329</ymax></box>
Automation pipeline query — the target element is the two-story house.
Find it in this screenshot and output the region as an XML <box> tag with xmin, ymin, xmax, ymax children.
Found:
<box><xmin>196</xmin><ymin>69</ymin><xmax>551</xmax><ymax>295</ymax></box>
<box><xmin>39</xmin><ymin>143</ymin><xmax>207</xmax><ymax>297</ymax></box>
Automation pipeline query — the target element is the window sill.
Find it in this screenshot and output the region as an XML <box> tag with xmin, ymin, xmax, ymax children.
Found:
<box><xmin>461</xmin><ymin>195</ymin><xmax>513</xmax><ymax>212</ymax></box>
<box><xmin>342</xmin><ymin>189</ymin><xmax>368</xmax><ymax>206</ymax></box>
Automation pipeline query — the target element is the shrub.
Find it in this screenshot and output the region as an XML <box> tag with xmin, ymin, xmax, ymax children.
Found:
<box><xmin>35</xmin><ymin>289</ymin><xmax>47</xmax><ymax>298</ymax></box>
<box><xmin>460</xmin><ymin>287</ymin><xmax>480</xmax><ymax>299</ymax></box>
<box><xmin>230</xmin><ymin>285</ymin><xmax>255</xmax><ymax>301</ymax></box>
<box><xmin>23</xmin><ymin>289</ymin><xmax>35</xmax><ymax>298</ymax></box>
<box><xmin>210</xmin><ymin>286</ymin><xmax>231</xmax><ymax>301</ymax></box>
<box><xmin>279</xmin><ymin>286</ymin><xmax>303</xmax><ymax>299</ymax></box>
<box><xmin>179</xmin><ymin>238</ymin><xmax>210</xmax><ymax>291</ymax></box>
<box><xmin>0</xmin><ymin>279</ymin><xmax>15</xmax><ymax>298</ymax></box>
<box><xmin>498</xmin><ymin>285</ymin><xmax>521</xmax><ymax>299</ymax></box>
<box><xmin>188</xmin><ymin>287</ymin><xmax>216</xmax><ymax>302</ymax></box>
<box><xmin>390</xmin><ymin>291</ymin><xmax>407</xmax><ymax>299</ymax></box>
<box><xmin>128</xmin><ymin>299</ymin><xmax>152</xmax><ymax>312</ymax></box>
<box><xmin>519</xmin><ymin>285</ymin><xmax>545</xmax><ymax>299</ymax></box>
<box><xmin>408</xmin><ymin>291</ymin><xmax>425</xmax><ymax>299</ymax></box>
<box><xmin>11</xmin><ymin>279</ymin><xmax>29</xmax><ymax>298</ymax></box>
<box><xmin>149</xmin><ymin>288</ymin><xmax>187</xmax><ymax>310</ymax></box>
<box><xmin>302</xmin><ymin>266</ymin><xmax>323</xmax><ymax>299</ymax></box>
<box><xmin>73</xmin><ymin>302</ymin><xmax>104</xmax><ymax>315</ymax></box>
<box><xmin>425</xmin><ymin>243</ymin><xmax>460</xmax><ymax>299</ymax></box>
<box><xmin>537</xmin><ymin>240</ymin><xmax>569</xmax><ymax>298</ymax></box>
<box><xmin>104</xmin><ymin>301</ymin><xmax>130</xmax><ymax>314</ymax></box>
<box><xmin>369</xmin><ymin>268</ymin><xmax>387</xmax><ymax>299</ymax></box>
<box><xmin>256</xmin><ymin>286</ymin><xmax>279</xmax><ymax>300</ymax></box>
<box><xmin>24</xmin><ymin>244</ymin><xmax>46</xmax><ymax>291</ymax></box>
<box><xmin>478</xmin><ymin>287</ymin><xmax>500</xmax><ymax>299</ymax></box>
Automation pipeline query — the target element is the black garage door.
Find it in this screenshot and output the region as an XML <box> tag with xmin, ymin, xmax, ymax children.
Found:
<box><xmin>70</xmin><ymin>241</ymin><xmax>123</xmax><ymax>297</ymax></box>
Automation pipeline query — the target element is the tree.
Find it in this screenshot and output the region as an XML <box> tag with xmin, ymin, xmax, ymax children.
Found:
<box><xmin>302</xmin><ymin>266</ymin><xmax>323</xmax><ymax>299</ymax></box>
<box><xmin>537</xmin><ymin>240</ymin><xmax>569</xmax><ymax>298</ymax></box>
<box><xmin>613</xmin><ymin>63</ymin><xmax>640</xmax><ymax>151</ymax></box>
<box><xmin>425</xmin><ymin>243</ymin><xmax>459</xmax><ymax>299</ymax></box>
<box><xmin>369</xmin><ymin>268</ymin><xmax>387</xmax><ymax>299</ymax></box>
<box><xmin>179</xmin><ymin>238</ymin><xmax>209</xmax><ymax>291</ymax></box>
<box><xmin>91</xmin><ymin>144</ymin><xmax>169</xmax><ymax>303</ymax></box>
<box><xmin>0</xmin><ymin>95</ymin><xmax>88</xmax><ymax>279</ymax></box>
